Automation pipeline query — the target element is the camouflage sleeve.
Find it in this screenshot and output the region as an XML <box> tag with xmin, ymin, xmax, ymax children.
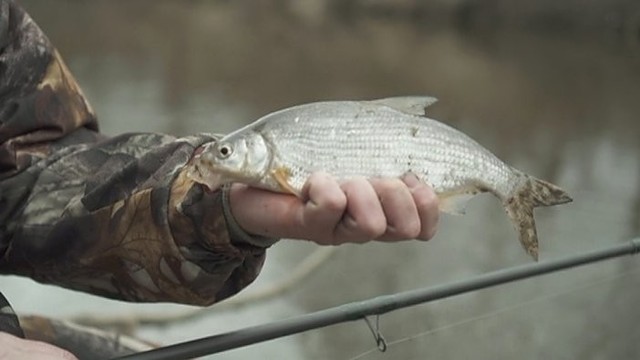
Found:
<box><xmin>0</xmin><ymin>0</ymin><xmax>275</xmax><ymax>306</ymax></box>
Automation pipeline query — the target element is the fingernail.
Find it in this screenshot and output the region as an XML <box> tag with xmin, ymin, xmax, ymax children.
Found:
<box><xmin>402</xmin><ymin>173</ymin><xmax>420</xmax><ymax>188</ymax></box>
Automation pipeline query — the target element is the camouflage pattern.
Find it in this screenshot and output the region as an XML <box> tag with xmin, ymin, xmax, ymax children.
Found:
<box><xmin>0</xmin><ymin>292</ymin><xmax>23</xmax><ymax>338</ymax></box>
<box><xmin>0</xmin><ymin>0</ymin><xmax>275</xmax><ymax>315</ymax></box>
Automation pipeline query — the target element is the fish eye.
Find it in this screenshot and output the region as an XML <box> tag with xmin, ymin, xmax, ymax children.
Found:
<box><xmin>217</xmin><ymin>143</ymin><xmax>233</xmax><ymax>159</ymax></box>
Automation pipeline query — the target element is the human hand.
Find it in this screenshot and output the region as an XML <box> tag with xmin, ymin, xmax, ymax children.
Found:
<box><xmin>228</xmin><ymin>172</ymin><xmax>439</xmax><ymax>245</ymax></box>
<box><xmin>0</xmin><ymin>332</ymin><xmax>77</xmax><ymax>360</ymax></box>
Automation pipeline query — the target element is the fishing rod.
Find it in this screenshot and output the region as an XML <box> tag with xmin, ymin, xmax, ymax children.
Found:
<box><xmin>115</xmin><ymin>238</ymin><xmax>640</xmax><ymax>360</ymax></box>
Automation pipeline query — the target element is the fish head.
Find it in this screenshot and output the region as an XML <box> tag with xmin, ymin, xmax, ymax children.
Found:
<box><xmin>189</xmin><ymin>131</ymin><xmax>272</xmax><ymax>191</ymax></box>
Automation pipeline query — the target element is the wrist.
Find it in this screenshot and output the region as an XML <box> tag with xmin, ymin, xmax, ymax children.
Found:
<box><xmin>222</xmin><ymin>183</ymin><xmax>279</xmax><ymax>247</ymax></box>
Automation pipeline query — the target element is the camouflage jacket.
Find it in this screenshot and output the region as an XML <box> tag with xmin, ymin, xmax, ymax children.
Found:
<box><xmin>0</xmin><ymin>0</ymin><xmax>275</xmax><ymax>311</ymax></box>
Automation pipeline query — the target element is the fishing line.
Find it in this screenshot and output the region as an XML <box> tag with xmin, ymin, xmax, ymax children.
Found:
<box><xmin>347</xmin><ymin>263</ymin><xmax>640</xmax><ymax>360</ymax></box>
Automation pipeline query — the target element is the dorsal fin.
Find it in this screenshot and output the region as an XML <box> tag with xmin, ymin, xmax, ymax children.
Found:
<box><xmin>369</xmin><ymin>96</ymin><xmax>438</xmax><ymax>116</ymax></box>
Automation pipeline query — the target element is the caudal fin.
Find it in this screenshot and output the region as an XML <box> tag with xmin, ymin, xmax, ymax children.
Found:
<box><xmin>504</xmin><ymin>176</ymin><xmax>572</xmax><ymax>260</ymax></box>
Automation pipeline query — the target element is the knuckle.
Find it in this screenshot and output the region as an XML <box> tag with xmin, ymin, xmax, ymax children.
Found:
<box><xmin>401</xmin><ymin>220</ymin><xmax>422</xmax><ymax>239</ymax></box>
<box><xmin>322</xmin><ymin>191</ymin><xmax>347</xmax><ymax>212</ymax></box>
<box><xmin>361</xmin><ymin>218</ymin><xmax>387</xmax><ymax>238</ymax></box>
<box><xmin>414</xmin><ymin>186</ymin><xmax>439</xmax><ymax>210</ymax></box>
<box><xmin>346</xmin><ymin>176</ymin><xmax>367</xmax><ymax>185</ymax></box>
<box><xmin>425</xmin><ymin>227</ymin><xmax>438</xmax><ymax>241</ymax></box>
<box><xmin>339</xmin><ymin>179</ymin><xmax>358</xmax><ymax>194</ymax></box>
<box><xmin>390</xmin><ymin>217</ymin><xmax>421</xmax><ymax>239</ymax></box>
<box><xmin>414</xmin><ymin>187</ymin><xmax>439</xmax><ymax>241</ymax></box>
<box><xmin>420</xmin><ymin>221</ymin><xmax>438</xmax><ymax>241</ymax></box>
<box><xmin>375</xmin><ymin>178</ymin><xmax>404</xmax><ymax>195</ymax></box>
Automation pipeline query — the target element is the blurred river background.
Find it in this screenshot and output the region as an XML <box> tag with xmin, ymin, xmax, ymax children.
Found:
<box><xmin>2</xmin><ymin>0</ymin><xmax>640</xmax><ymax>359</ymax></box>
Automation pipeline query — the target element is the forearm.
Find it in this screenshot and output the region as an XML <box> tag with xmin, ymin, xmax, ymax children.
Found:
<box><xmin>0</xmin><ymin>0</ymin><xmax>274</xmax><ymax>305</ymax></box>
<box><xmin>1</xmin><ymin>132</ymin><xmax>273</xmax><ymax>305</ymax></box>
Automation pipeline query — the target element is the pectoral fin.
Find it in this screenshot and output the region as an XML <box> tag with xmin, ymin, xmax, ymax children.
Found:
<box><xmin>438</xmin><ymin>193</ymin><xmax>476</xmax><ymax>215</ymax></box>
<box><xmin>271</xmin><ymin>166</ymin><xmax>301</xmax><ymax>197</ymax></box>
<box><xmin>437</xmin><ymin>188</ymin><xmax>483</xmax><ymax>215</ymax></box>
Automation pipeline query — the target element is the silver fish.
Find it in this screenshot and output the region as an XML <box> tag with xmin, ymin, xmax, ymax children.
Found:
<box><xmin>188</xmin><ymin>96</ymin><xmax>572</xmax><ymax>260</ymax></box>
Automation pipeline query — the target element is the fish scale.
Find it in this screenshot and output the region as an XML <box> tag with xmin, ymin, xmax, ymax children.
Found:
<box><xmin>188</xmin><ymin>96</ymin><xmax>572</xmax><ymax>260</ymax></box>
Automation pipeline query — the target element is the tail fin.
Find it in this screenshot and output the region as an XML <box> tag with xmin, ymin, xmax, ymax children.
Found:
<box><xmin>504</xmin><ymin>176</ymin><xmax>572</xmax><ymax>260</ymax></box>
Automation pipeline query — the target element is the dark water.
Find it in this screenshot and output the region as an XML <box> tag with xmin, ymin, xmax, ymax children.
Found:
<box><xmin>7</xmin><ymin>1</ymin><xmax>640</xmax><ymax>359</ymax></box>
